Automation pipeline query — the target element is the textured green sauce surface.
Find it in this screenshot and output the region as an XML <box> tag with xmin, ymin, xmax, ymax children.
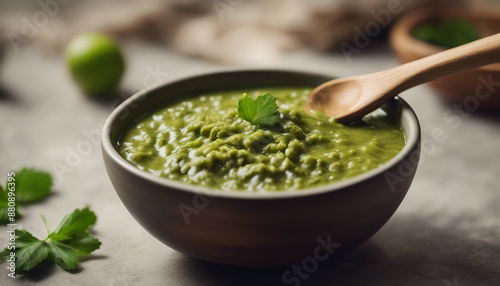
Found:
<box><xmin>118</xmin><ymin>88</ymin><xmax>405</xmax><ymax>191</ymax></box>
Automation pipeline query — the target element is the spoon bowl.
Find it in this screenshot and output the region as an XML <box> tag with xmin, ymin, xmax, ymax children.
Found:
<box><xmin>306</xmin><ymin>78</ymin><xmax>362</xmax><ymax>117</ymax></box>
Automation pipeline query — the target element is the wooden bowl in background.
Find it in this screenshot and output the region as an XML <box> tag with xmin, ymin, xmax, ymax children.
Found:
<box><xmin>390</xmin><ymin>8</ymin><xmax>500</xmax><ymax>111</ymax></box>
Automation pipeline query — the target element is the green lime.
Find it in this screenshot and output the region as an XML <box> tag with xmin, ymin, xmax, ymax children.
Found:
<box><xmin>65</xmin><ymin>33</ymin><xmax>125</xmax><ymax>97</ymax></box>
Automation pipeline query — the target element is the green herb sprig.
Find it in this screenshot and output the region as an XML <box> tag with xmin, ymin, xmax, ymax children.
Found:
<box><xmin>0</xmin><ymin>207</ymin><xmax>101</xmax><ymax>275</ymax></box>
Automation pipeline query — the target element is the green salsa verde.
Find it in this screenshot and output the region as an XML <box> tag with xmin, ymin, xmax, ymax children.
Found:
<box><xmin>118</xmin><ymin>88</ymin><xmax>405</xmax><ymax>191</ymax></box>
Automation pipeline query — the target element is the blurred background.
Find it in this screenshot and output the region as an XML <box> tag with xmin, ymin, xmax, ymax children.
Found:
<box><xmin>1</xmin><ymin>0</ymin><xmax>499</xmax><ymax>285</ymax></box>
<box><xmin>2</xmin><ymin>0</ymin><xmax>500</xmax><ymax>105</ymax></box>
<box><xmin>0</xmin><ymin>0</ymin><xmax>498</xmax><ymax>65</ymax></box>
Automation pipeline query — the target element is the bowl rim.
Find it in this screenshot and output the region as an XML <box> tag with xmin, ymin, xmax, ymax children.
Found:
<box><xmin>102</xmin><ymin>68</ymin><xmax>421</xmax><ymax>200</ymax></box>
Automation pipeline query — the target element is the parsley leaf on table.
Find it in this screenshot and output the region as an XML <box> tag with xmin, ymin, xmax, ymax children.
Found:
<box><xmin>10</xmin><ymin>230</ymin><xmax>50</xmax><ymax>274</ymax></box>
<box><xmin>0</xmin><ymin>167</ymin><xmax>53</xmax><ymax>224</ymax></box>
<box><xmin>0</xmin><ymin>207</ymin><xmax>101</xmax><ymax>275</ymax></box>
<box><xmin>238</xmin><ymin>93</ymin><xmax>281</xmax><ymax>126</ymax></box>
<box><xmin>0</xmin><ymin>183</ymin><xmax>20</xmax><ymax>224</ymax></box>
<box><xmin>0</xmin><ymin>185</ymin><xmax>10</xmax><ymax>224</ymax></box>
<box><xmin>16</xmin><ymin>168</ymin><xmax>53</xmax><ymax>203</ymax></box>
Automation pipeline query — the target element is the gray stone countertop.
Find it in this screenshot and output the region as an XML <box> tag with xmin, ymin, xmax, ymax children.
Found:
<box><xmin>0</xmin><ymin>42</ymin><xmax>499</xmax><ymax>286</ymax></box>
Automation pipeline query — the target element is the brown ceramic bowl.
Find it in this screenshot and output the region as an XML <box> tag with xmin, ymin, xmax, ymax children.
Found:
<box><xmin>102</xmin><ymin>70</ymin><xmax>421</xmax><ymax>267</ymax></box>
<box><xmin>390</xmin><ymin>8</ymin><xmax>500</xmax><ymax>110</ymax></box>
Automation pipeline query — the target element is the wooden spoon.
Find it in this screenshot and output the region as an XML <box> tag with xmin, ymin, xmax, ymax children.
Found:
<box><xmin>306</xmin><ymin>33</ymin><xmax>500</xmax><ymax>123</ymax></box>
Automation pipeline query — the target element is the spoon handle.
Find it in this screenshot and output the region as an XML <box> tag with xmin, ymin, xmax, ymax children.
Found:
<box><xmin>380</xmin><ymin>33</ymin><xmax>500</xmax><ymax>95</ymax></box>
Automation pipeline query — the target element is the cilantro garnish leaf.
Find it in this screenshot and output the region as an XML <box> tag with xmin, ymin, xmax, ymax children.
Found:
<box><xmin>16</xmin><ymin>167</ymin><xmax>53</xmax><ymax>204</ymax></box>
<box><xmin>0</xmin><ymin>207</ymin><xmax>101</xmax><ymax>275</ymax></box>
<box><xmin>238</xmin><ymin>93</ymin><xmax>280</xmax><ymax>126</ymax></box>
